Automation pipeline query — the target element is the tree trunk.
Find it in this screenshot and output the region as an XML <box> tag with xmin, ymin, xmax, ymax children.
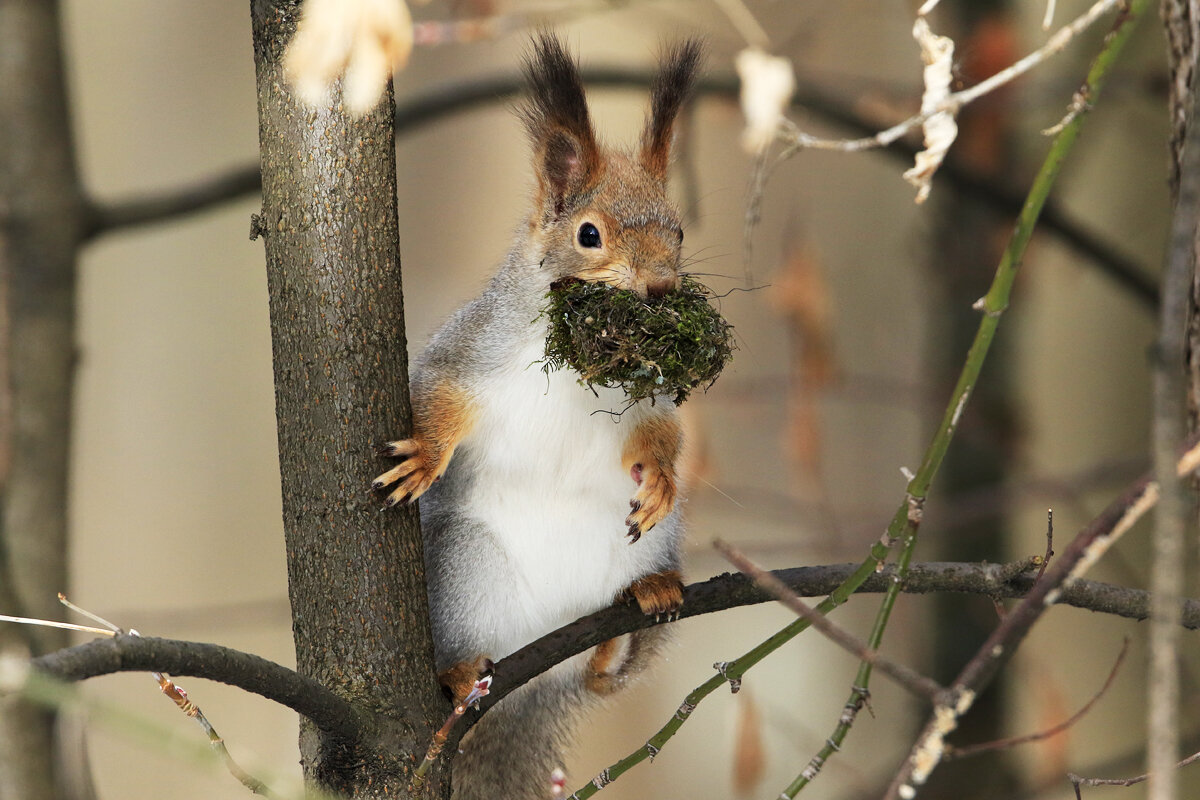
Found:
<box><xmin>249</xmin><ymin>1</ymin><xmax>448</xmax><ymax>795</ymax></box>
<box><xmin>0</xmin><ymin>0</ymin><xmax>84</xmax><ymax>797</ymax></box>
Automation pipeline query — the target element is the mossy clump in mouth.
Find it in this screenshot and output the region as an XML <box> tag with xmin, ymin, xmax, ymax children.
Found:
<box><xmin>541</xmin><ymin>276</ymin><xmax>735</xmax><ymax>405</ymax></box>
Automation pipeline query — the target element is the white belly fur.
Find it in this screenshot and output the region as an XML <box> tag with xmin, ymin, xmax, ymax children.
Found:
<box><xmin>453</xmin><ymin>339</ymin><xmax>679</xmax><ymax>660</ymax></box>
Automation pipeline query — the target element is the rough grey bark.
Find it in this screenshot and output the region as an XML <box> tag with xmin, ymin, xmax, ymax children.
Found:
<box><xmin>1168</xmin><ymin>0</ymin><xmax>1200</xmax><ymax>430</ymax></box>
<box><xmin>1165</xmin><ymin>4</ymin><xmax>1200</xmax><ymax>800</ymax></box>
<box><xmin>1157</xmin><ymin>5</ymin><xmax>1200</xmax><ymax>797</ymax></box>
<box><xmin>0</xmin><ymin>0</ymin><xmax>84</xmax><ymax>798</ymax></box>
<box><xmin>249</xmin><ymin>1</ymin><xmax>449</xmax><ymax>796</ymax></box>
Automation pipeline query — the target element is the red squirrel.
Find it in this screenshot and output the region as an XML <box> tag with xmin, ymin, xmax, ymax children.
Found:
<box><xmin>375</xmin><ymin>34</ymin><xmax>702</xmax><ymax>799</ymax></box>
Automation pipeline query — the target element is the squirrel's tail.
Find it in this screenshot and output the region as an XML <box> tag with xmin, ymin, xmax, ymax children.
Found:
<box><xmin>451</xmin><ymin>627</ymin><xmax>671</xmax><ymax>800</ymax></box>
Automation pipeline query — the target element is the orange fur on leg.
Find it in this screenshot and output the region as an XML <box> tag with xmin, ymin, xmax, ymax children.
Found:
<box><xmin>438</xmin><ymin>657</ymin><xmax>492</xmax><ymax>706</ymax></box>
<box><xmin>585</xmin><ymin>636</ymin><xmax>633</xmax><ymax>695</ymax></box>
<box><xmin>373</xmin><ymin>380</ymin><xmax>476</xmax><ymax>507</ymax></box>
<box><xmin>621</xmin><ymin>415</ymin><xmax>682</xmax><ymax>540</ymax></box>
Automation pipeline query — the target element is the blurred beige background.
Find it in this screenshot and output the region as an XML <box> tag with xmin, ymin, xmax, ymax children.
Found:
<box><xmin>50</xmin><ymin>1</ymin><xmax>1190</xmax><ymax>799</ymax></box>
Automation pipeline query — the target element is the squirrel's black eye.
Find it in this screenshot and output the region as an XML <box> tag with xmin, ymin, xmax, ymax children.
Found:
<box><xmin>676</xmin><ymin>228</ymin><xmax>684</xmax><ymax>244</ymax></box>
<box><xmin>577</xmin><ymin>222</ymin><xmax>602</xmax><ymax>249</ymax></box>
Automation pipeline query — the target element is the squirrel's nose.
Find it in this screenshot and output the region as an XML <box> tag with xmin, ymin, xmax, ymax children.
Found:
<box><xmin>645</xmin><ymin>277</ymin><xmax>676</xmax><ymax>299</ymax></box>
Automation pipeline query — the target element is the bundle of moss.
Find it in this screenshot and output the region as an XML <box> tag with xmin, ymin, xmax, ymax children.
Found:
<box><xmin>541</xmin><ymin>276</ymin><xmax>735</xmax><ymax>405</ymax></box>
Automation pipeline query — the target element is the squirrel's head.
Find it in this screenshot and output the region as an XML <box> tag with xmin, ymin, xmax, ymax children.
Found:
<box><xmin>520</xmin><ymin>34</ymin><xmax>703</xmax><ymax>298</ymax></box>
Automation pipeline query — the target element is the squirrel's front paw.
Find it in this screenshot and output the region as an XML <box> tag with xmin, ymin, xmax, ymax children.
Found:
<box><xmin>624</xmin><ymin>462</ymin><xmax>676</xmax><ymax>542</ymax></box>
<box><xmin>623</xmin><ymin>569</ymin><xmax>684</xmax><ymax>621</ymax></box>
<box><xmin>372</xmin><ymin>438</ymin><xmax>440</xmax><ymax>507</ymax></box>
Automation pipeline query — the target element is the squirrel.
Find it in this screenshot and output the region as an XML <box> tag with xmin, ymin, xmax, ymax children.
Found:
<box><xmin>373</xmin><ymin>33</ymin><xmax>703</xmax><ymax>800</ymax></box>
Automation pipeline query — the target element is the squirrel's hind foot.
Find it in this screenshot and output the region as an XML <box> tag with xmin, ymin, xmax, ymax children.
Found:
<box><xmin>439</xmin><ymin>657</ymin><xmax>494</xmax><ymax>707</ymax></box>
<box><xmin>622</xmin><ymin>569</ymin><xmax>684</xmax><ymax>620</ymax></box>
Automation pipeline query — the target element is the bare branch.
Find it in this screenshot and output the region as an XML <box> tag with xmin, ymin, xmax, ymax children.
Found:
<box><xmin>29</xmin><ymin>635</ymin><xmax>364</xmax><ymax>744</ymax></box>
<box><xmin>1069</xmin><ymin>749</ymin><xmax>1200</xmax><ymax>794</ymax></box>
<box><xmin>16</xmin><ymin>554</ymin><xmax>1200</xmax><ymax>781</ymax></box>
<box><xmin>473</xmin><ymin>555</ymin><xmax>1200</xmax><ymax>723</ymax></box>
<box><xmin>883</xmin><ymin>450</ymin><xmax>1192</xmax><ymax>797</ymax></box>
<box><xmin>715</xmin><ymin>540</ymin><xmax>944</xmax><ymax>702</ymax></box>
<box><xmin>876</xmin><ymin>6</ymin><xmax>1157</xmax><ymax>792</ymax></box>
<box><xmin>51</xmin><ymin>594</ymin><xmax>275</xmax><ymax>796</ymax></box>
<box><xmin>944</xmin><ymin>638</ymin><xmax>1129</xmax><ymax>761</ymax></box>
<box><xmin>1146</xmin><ymin>25</ymin><xmax>1200</xmax><ymax>799</ymax></box>
<box><xmin>1037</xmin><ymin>509</ymin><xmax>1054</xmax><ymax>583</ymax></box>
<box><xmin>77</xmin><ymin>70</ymin><xmax>1155</xmax><ymax>308</ymax></box>
<box><xmin>81</xmin><ymin>167</ymin><xmax>262</xmax><ymax>240</ymax></box>
<box><xmin>776</xmin><ymin>0</ymin><xmax>1122</xmax><ymax>155</ymax></box>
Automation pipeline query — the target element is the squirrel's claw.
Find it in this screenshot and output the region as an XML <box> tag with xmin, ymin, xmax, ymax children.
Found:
<box><xmin>376</xmin><ymin>439</ymin><xmax>420</xmax><ymax>459</ymax></box>
<box><xmin>624</xmin><ymin>470</ymin><xmax>675</xmax><ymax>540</ymax></box>
<box><xmin>373</xmin><ymin>437</ymin><xmax>440</xmax><ymax>507</ymax></box>
<box><xmin>622</xmin><ymin>569</ymin><xmax>684</xmax><ymax>618</ymax></box>
<box><xmin>382</xmin><ymin>490</ymin><xmax>412</xmax><ymax>509</ymax></box>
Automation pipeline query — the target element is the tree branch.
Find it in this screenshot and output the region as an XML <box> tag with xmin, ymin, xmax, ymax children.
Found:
<box><xmin>716</xmin><ymin>539</ymin><xmax>945</xmax><ymax>701</ymax></box>
<box><xmin>29</xmin><ymin>635</ymin><xmax>363</xmax><ymax>744</ymax></box>
<box><xmin>473</xmin><ymin>558</ymin><xmax>1200</xmax><ymax>721</ymax></box>
<box><xmin>81</xmin><ymin>167</ymin><xmax>261</xmax><ymax>240</ymax></box>
<box><xmin>21</xmin><ymin>556</ymin><xmax>1197</xmax><ymax>763</ymax></box>
<box><xmin>1146</xmin><ymin>20</ymin><xmax>1200</xmax><ymax>798</ymax></box>
<box><xmin>1069</xmin><ymin>748</ymin><xmax>1200</xmax><ymax>794</ymax></box>
<box><xmin>944</xmin><ymin>637</ymin><xmax>1129</xmax><ymax>762</ymax></box>
<box><xmin>885</xmin><ymin>448</ymin><xmax>1166</xmax><ymax>796</ymax></box>
<box><xmin>80</xmin><ymin>70</ymin><xmax>1156</xmax><ymax>308</ymax></box>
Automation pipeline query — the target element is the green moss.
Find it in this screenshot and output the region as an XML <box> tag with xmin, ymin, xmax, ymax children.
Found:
<box><xmin>540</xmin><ymin>276</ymin><xmax>735</xmax><ymax>405</ymax></box>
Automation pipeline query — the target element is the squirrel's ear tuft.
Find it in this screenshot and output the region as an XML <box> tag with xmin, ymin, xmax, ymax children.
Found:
<box><xmin>640</xmin><ymin>39</ymin><xmax>704</xmax><ymax>182</ymax></box>
<box><xmin>520</xmin><ymin>33</ymin><xmax>601</xmax><ymax>217</ymax></box>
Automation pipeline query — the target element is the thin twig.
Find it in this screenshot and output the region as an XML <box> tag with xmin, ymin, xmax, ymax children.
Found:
<box><xmin>411</xmin><ymin>675</ymin><xmax>492</xmax><ymax>789</ymax></box>
<box><xmin>0</xmin><ymin>615</ymin><xmax>114</xmax><ymax>639</ymax></box>
<box><xmin>880</xmin><ymin>4</ymin><xmax>1151</xmax><ymax>795</ymax></box>
<box><xmin>944</xmin><ymin>638</ymin><xmax>1128</xmax><ymax>761</ymax></box>
<box><xmin>887</xmin><ymin>441</ymin><xmax>1195</xmax><ymax>799</ymax></box>
<box><xmin>742</xmin><ymin>150</ymin><xmax>770</xmax><ymax>282</ymax></box>
<box><xmin>715</xmin><ymin>540</ymin><xmax>944</xmax><ymax>701</ymax></box>
<box><xmin>57</xmin><ymin>594</ymin><xmax>120</xmax><ymax>633</ymax></box>
<box><xmin>1044</xmin><ymin>0</ymin><xmax>1059</xmax><ymax>29</ymax></box>
<box><xmin>794</xmin><ymin>5</ymin><xmax>1135</xmax><ymax>796</ymax></box>
<box><xmin>1069</xmin><ymin>749</ymin><xmax>1200</xmax><ymax>794</ymax></box>
<box><xmin>30</xmin><ymin>635</ymin><xmax>364</xmax><ymax>744</ymax></box>
<box><xmin>153</xmin><ymin>670</ymin><xmax>273</xmax><ymax>796</ymax></box>
<box><xmin>472</xmin><ymin>553</ymin><xmax>1200</xmax><ymax>725</ymax></box>
<box><xmin>80</xmin><ymin>68</ymin><xmax>1156</xmax><ymax>309</ymax></box>
<box><xmin>55</xmin><ymin>595</ymin><xmax>275</xmax><ymax>797</ymax></box>
<box><xmin>1037</xmin><ymin>509</ymin><xmax>1054</xmax><ymax>582</ymax></box>
<box><xmin>777</xmin><ymin>0</ymin><xmax>1121</xmax><ymax>154</ymax></box>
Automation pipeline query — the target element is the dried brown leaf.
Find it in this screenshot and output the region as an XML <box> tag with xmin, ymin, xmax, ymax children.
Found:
<box><xmin>769</xmin><ymin>246</ymin><xmax>836</xmax><ymax>388</ymax></box>
<box><xmin>732</xmin><ymin>689</ymin><xmax>766</xmax><ymax>797</ymax></box>
<box><xmin>770</xmin><ymin>246</ymin><xmax>837</xmax><ymax>478</ymax></box>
